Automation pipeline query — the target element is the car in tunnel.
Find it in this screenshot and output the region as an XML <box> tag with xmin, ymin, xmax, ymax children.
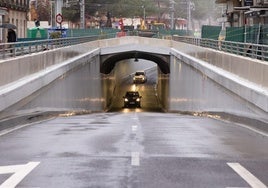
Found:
<box><xmin>133</xmin><ymin>71</ymin><xmax>147</xmax><ymax>84</ymax></box>
<box><xmin>123</xmin><ymin>91</ymin><xmax>142</xmax><ymax>108</ymax></box>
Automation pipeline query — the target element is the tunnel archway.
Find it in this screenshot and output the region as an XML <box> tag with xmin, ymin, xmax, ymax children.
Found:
<box><xmin>100</xmin><ymin>51</ymin><xmax>170</xmax><ymax>74</ymax></box>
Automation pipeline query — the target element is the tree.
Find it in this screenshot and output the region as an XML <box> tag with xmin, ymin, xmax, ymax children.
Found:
<box><xmin>36</xmin><ymin>0</ymin><xmax>51</xmax><ymax>21</ymax></box>
<box><xmin>60</xmin><ymin>0</ymin><xmax>221</xmax><ymax>28</ymax></box>
<box><xmin>84</xmin><ymin>0</ymin><xmax>158</xmax><ymax>18</ymax></box>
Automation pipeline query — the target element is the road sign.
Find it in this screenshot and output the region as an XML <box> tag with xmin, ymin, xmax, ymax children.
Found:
<box><xmin>56</xmin><ymin>13</ymin><xmax>63</xmax><ymax>24</ymax></box>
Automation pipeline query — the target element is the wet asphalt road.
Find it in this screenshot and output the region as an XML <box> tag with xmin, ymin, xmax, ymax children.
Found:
<box><xmin>0</xmin><ymin>67</ymin><xmax>268</xmax><ymax>188</ymax></box>
<box><xmin>0</xmin><ymin>112</ymin><xmax>268</xmax><ymax>188</ymax></box>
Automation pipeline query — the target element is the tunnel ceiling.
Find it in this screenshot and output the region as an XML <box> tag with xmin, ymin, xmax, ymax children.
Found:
<box><xmin>100</xmin><ymin>51</ymin><xmax>170</xmax><ymax>74</ymax></box>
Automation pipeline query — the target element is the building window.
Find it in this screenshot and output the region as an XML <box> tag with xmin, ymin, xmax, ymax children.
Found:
<box><xmin>244</xmin><ymin>0</ymin><xmax>253</xmax><ymax>6</ymax></box>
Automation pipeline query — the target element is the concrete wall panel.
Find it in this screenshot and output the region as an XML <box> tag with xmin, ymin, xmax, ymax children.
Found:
<box><xmin>171</xmin><ymin>41</ymin><xmax>268</xmax><ymax>89</ymax></box>
<box><xmin>0</xmin><ymin>49</ymin><xmax>100</xmax><ymax>113</ymax></box>
<box><xmin>0</xmin><ymin>36</ymin><xmax>267</xmax><ymax>116</ymax></box>
<box><xmin>171</xmin><ymin>48</ymin><xmax>268</xmax><ymax>114</ymax></box>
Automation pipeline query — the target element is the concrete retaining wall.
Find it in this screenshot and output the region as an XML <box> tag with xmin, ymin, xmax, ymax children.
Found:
<box><xmin>171</xmin><ymin>48</ymin><xmax>268</xmax><ymax>113</ymax></box>
<box><xmin>171</xmin><ymin>41</ymin><xmax>268</xmax><ymax>89</ymax></box>
<box><xmin>0</xmin><ymin>49</ymin><xmax>100</xmax><ymax>112</ymax></box>
<box><xmin>0</xmin><ymin>36</ymin><xmax>267</xmax><ymax>113</ymax></box>
<box><xmin>0</xmin><ymin>41</ymin><xmax>99</xmax><ymax>87</ymax></box>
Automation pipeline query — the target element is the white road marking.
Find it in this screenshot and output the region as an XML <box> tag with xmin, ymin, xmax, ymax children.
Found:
<box><xmin>234</xmin><ymin>123</ymin><xmax>268</xmax><ymax>138</ymax></box>
<box><xmin>227</xmin><ymin>163</ymin><xmax>267</xmax><ymax>188</ymax></box>
<box><xmin>211</xmin><ymin>117</ymin><xmax>268</xmax><ymax>138</ymax></box>
<box><xmin>0</xmin><ymin>117</ymin><xmax>54</xmax><ymax>137</ymax></box>
<box><xmin>132</xmin><ymin>125</ymin><xmax>138</xmax><ymax>131</ymax></box>
<box><xmin>131</xmin><ymin>152</ymin><xmax>140</xmax><ymax>166</ymax></box>
<box><xmin>0</xmin><ymin>162</ymin><xmax>40</xmax><ymax>188</ymax></box>
<box><xmin>0</xmin><ymin>123</ymin><xmax>31</xmax><ymax>137</ymax></box>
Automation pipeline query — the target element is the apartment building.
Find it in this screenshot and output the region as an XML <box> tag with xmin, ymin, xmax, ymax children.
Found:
<box><xmin>0</xmin><ymin>0</ymin><xmax>29</xmax><ymax>42</ymax></box>
<box><xmin>215</xmin><ymin>0</ymin><xmax>268</xmax><ymax>26</ymax></box>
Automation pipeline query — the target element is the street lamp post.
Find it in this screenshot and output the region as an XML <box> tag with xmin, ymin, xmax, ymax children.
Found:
<box><xmin>170</xmin><ymin>0</ymin><xmax>175</xmax><ymax>30</ymax></box>
<box><xmin>140</xmin><ymin>5</ymin><xmax>146</xmax><ymax>29</ymax></box>
<box><xmin>142</xmin><ymin>5</ymin><xmax>145</xmax><ymax>22</ymax></box>
<box><xmin>187</xmin><ymin>0</ymin><xmax>195</xmax><ymax>33</ymax></box>
<box><xmin>50</xmin><ymin>0</ymin><xmax>54</xmax><ymax>27</ymax></box>
<box><xmin>80</xmin><ymin>0</ymin><xmax>85</xmax><ymax>29</ymax></box>
<box><xmin>142</xmin><ymin>0</ymin><xmax>145</xmax><ymax>28</ymax></box>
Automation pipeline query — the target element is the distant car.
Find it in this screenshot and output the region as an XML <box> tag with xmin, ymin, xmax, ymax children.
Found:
<box><xmin>123</xmin><ymin>91</ymin><xmax>142</xmax><ymax>108</ymax></box>
<box><xmin>133</xmin><ymin>71</ymin><xmax>147</xmax><ymax>84</ymax></box>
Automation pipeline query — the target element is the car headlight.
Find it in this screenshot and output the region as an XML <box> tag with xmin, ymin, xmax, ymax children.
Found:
<box><xmin>136</xmin><ymin>98</ymin><xmax>140</xmax><ymax>102</ymax></box>
<box><xmin>124</xmin><ymin>98</ymin><xmax>128</xmax><ymax>102</ymax></box>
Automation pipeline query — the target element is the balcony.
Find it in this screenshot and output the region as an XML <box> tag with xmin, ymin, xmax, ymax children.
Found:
<box><xmin>0</xmin><ymin>1</ymin><xmax>28</xmax><ymax>11</ymax></box>
<box><xmin>257</xmin><ymin>0</ymin><xmax>268</xmax><ymax>4</ymax></box>
<box><xmin>215</xmin><ymin>0</ymin><xmax>227</xmax><ymax>3</ymax></box>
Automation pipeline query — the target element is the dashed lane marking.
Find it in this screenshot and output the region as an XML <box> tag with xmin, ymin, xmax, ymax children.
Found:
<box><xmin>132</xmin><ymin>125</ymin><xmax>138</xmax><ymax>132</ymax></box>
<box><xmin>0</xmin><ymin>118</ymin><xmax>54</xmax><ymax>137</ymax></box>
<box><xmin>227</xmin><ymin>162</ymin><xmax>267</xmax><ymax>188</ymax></box>
<box><xmin>131</xmin><ymin>152</ymin><xmax>140</xmax><ymax>166</ymax></box>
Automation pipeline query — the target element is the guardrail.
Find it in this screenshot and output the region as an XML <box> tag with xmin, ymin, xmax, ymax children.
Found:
<box><xmin>172</xmin><ymin>36</ymin><xmax>268</xmax><ymax>61</ymax></box>
<box><xmin>0</xmin><ymin>33</ymin><xmax>115</xmax><ymax>60</ymax></box>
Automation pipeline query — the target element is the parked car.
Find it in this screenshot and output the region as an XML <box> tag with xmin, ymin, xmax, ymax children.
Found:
<box><xmin>123</xmin><ymin>91</ymin><xmax>142</xmax><ymax>108</ymax></box>
<box><xmin>133</xmin><ymin>71</ymin><xmax>147</xmax><ymax>84</ymax></box>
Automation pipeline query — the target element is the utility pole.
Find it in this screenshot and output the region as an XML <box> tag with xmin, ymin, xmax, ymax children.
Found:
<box><xmin>187</xmin><ymin>1</ymin><xmax>194</xmax><ymax>33</ymax></box>
<box><xmin>55</xmin><ymin>0</ymin><xmax>63</xmax><ymax>15</ymax></box>
<box><xmin>54</xmin><ymin>0</ymin><xmax>63</xmax><ymax>27</ymax></box>
<box><xmin>50</xmin><ymin>0</ymin><xmax>55</xmax><ymax>27</ymax></box>
<box><xmin>170</xmin><ymin>0</ymin><xmax>175</xmax><ymax>29</ymax></box>
<box><xmin>80</xmin><ymin>0</ymin><xmax>85</xmax><ymax>29</ymax></box>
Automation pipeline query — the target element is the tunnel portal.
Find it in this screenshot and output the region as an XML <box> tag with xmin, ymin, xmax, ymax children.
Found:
<box><xmin>100</xmin><ymin>51</ymin><xmax>170</xmax><ymax>74</ymax></box>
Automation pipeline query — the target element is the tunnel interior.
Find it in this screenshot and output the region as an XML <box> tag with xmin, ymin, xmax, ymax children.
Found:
<box><xmin>103</xmin><ymin>57</ymin><xmax>169</xmax><ymax>112</ymax></box>
<box><xmin>100</xmin><ymin>51</ymin><xmax>171</xmax><ymax>112</ymax></box>
<box><xmin>100</xmin><ymin>51</ymin><xmax>170</xmax><ymax>75</ymax></box>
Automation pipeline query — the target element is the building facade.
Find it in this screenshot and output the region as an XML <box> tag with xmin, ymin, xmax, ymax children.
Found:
<box><xmin>216</xmin><ymin>0</ymin><xmax>268</xmax><ymax>27</ymax></box>
<box><xmin>0</xmin><ymin>0</ymin><xmax>29</xmax><ymax>42</ymax></box>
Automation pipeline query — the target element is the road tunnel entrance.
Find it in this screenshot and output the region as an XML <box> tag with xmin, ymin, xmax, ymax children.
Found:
<box><xmin>100</xmin><ymin>51</ymin><xmax>170</xmax><ymax>74</ymax></box>
<box><xmin>100</xmin><ymin>51</ymin><xmax>170</xmax><ymax>112</ymax></box>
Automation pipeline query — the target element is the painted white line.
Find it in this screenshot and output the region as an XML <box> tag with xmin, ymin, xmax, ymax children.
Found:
<box><xmin>0</xmin><ymin>123</ymin><xmax>32</xmax><ymax>137</ymax></box>
<box><xmin>211</xmin><ymin>117</ymin><xmax>268</xmax><ymax>138</ymax></box>
<box><xmin>227</xmin><ymin>163</ymin><xmax>267</xmax><ymax>188</ymax></box>
<box><xmin>0</xmin><ymin>162</ymin><xmax>40</xmax><ymax>188</ymax></box>
<box><xmin>131</xmin><ymin>152</ymin><xmax>140</xmax><ymax>166</ymax></box>
<box><xmin>132</xmin><ymin>125</ymin><xmax>138</xmax><ymax>132</ymax></box>
<box><xmin>0</xmin><ymin>117</ymin><xmax>54</xmax><ymax>137</ymax></box>
<box><xmin>0</xmin><ymin>164</ymin><xmax>25</xmax><ymax>174</ymax></box>
<box><xmin>234</xmin><ymin>123</ymin><xmax>268</xmax><ymax>138</ymax></box>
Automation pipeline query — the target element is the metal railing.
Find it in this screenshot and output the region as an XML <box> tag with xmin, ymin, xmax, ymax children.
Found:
<box><xmin>172</xmin><ymin>36</ymin><xmax>268</xmax><ymax>61</ymax></box>
<box><xmin>0</xmin><ymin>33</ymin><xmax>116</xmax><ymax>60</ymax></box>
<box><xmin>2</xmin><ymin>33</ymin><xmax>267</xmax><ymax>61</ymax></box>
